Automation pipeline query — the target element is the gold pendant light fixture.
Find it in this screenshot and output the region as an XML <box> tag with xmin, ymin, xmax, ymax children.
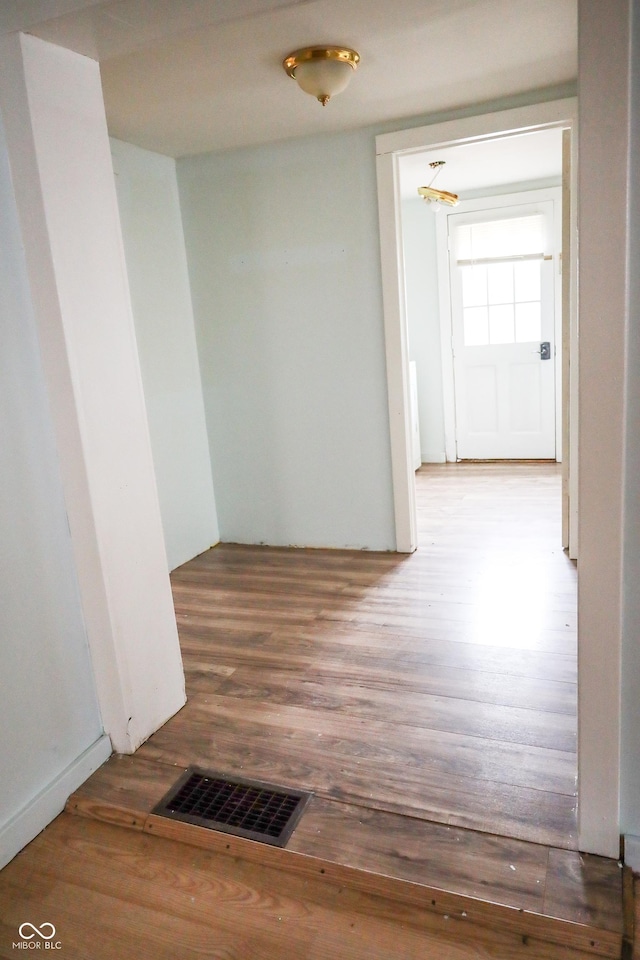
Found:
<box><xmin>283</xmin><ymin>46</ymin><xmax>360</xmax><ymax>106</ymax></box>
<box><xmin>418</xmin><ymin>161</ymin><xmax>460</xmax><ymax>211</ymax></box>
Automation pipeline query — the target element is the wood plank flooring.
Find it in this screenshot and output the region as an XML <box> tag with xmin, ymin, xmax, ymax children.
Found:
<box><xmin>158</xmin><ymin>462</ymin><xmax>578</xmax><ymax>849</ymax></box>
<box><xmin>2</xmin><ymin>463</ymin><xmax>607</xmax><ymax>960</ymax></box>
<box><xmin>62</xmin><ymin>752</ymin><xmax>624</xmax><ymax>957</ymax></box>
<box><xmin>0</xmin><ymin>812</ymin><xmax>617</xmax><ymax>960</ymax></box>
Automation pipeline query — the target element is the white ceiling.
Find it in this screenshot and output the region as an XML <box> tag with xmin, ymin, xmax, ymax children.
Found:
<box><xmin>398</xmin><ymin>127</ymin><xmax>563</xmax><ymax>198</ymax></box>
<box><xmin>11</xmin><ymin>0</ymin><xmax>577</xmax><ymax>158</ymax></box>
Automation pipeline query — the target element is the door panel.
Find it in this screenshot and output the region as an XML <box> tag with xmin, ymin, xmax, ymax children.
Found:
<box><xmin>449</xmin><ymin>203</ymin><xmax>556</xmax><ymax>460</ymax></box>
<box><xmin>466</xmin><ymin>365</ymin><xmax>498</xmax><ymax>433</ymax></box>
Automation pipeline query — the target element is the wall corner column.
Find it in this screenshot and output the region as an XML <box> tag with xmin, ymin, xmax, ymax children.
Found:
<box><xmin>0</xmin><ymin>32</ymin><xmax>185</xmax><ymax>753</ymax></box>
<box><xmin>577</xmin><ymin>0</ymin><xmax>630</xmax><ymax>857</ymax></box>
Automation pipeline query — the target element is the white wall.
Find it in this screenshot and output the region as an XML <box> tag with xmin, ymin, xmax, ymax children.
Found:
<box><xmin>401</xmin><ymin>197</ymin><xmax>445</xmax><ymax>462</ymax></box>
<box><xmin>0</xmin><ymin>108</ymin><xmax>108</xmax><ymax>868</ymax></box>
<box><xmin>111</xmin><ymin>138</ymin><xmax>219</xmax><ymax>570</ymax></box>
<box><xmin>177</xmin><ymin>129</ymin><xmax>396</xmax><ymax>550</ymax></box>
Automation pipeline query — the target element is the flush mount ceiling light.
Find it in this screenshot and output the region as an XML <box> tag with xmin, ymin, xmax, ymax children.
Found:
<box><xmin>283</xmin><ymin>46</ymin><xmax>360</xmax><ymax>106</ymax></box>
<box><xmin>418</xmin><ymin>161</ymin><xmax>460</xmax><ymax>211</ymax></box>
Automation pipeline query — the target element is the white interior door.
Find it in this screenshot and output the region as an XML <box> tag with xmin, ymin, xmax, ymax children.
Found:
<box><xmin>449</xmin><ymin>203</ymin><xmax>557</xmax><ymax>459</ymax></box>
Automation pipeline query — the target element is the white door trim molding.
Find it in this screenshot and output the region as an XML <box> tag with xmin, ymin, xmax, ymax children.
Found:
<box><xmin>376</xmin><ymin>98</ymin><xmax>579</xmax><ymax>157</ymax></box>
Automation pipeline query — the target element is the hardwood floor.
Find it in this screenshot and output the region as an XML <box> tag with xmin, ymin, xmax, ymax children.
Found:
<box><xmin>3</xmin><ymin>462</ymin><xmax>612</xmax><ymax>960</ymax></box>
<box><xmin>158</xmin><ymin>462</ymin><xmax>577</xmax><ymax>849</ymax></box>
<box><xmin>0</xmin><ymin>813</ymin><xmax>618</xmax><ymax>960</ymax></box>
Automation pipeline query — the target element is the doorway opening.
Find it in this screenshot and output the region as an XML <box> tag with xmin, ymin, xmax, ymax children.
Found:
<box><xmin>397</xmin><ymin>130</ymin><xmax>566</xmax><ymax>473</ymax></box>
<box><xmin>374</xmin><ymin>98</ymin><xmax>589</xmax><ymax>847</ymax></box>
<box><xmin>375</xmin><ymin>100</ymin><xmax>578</xmax><ymax>557</ymax></box>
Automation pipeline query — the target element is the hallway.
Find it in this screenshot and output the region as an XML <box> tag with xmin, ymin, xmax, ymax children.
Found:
<box><xmin>26</xmin><ymin>464</ymin><xmax>620</xmax><ymax>959</ymax></box>
<box><xmin>147</xmin><ymin>461</ymin><xmax>577</xmax><ymax>848</ymax></box>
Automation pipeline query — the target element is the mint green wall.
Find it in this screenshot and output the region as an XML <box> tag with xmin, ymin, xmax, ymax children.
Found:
<box><xmin>111</xmin><ymin>138</ymin><xmax>219</xmax><ymax>570</ymax></box>
<box><xmin>178</xmin><ymin>128</ymin><xmax>396</xmax><ymax>549</ymax></box>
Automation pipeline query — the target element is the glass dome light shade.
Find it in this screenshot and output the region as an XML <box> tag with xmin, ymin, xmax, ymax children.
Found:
<box><xmin>283</xmin><ymin>47</ymin><xmax>360</xmax><ymax>106</ymax></box>
<box><xmin>293</xmin><ymin>59</ymin><xmax>353</xmax><ymax>103</ymax></box>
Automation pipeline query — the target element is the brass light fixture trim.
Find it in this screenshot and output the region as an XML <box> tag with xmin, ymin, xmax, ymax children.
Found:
<box><xmin>417</xmin><ymin>186</ymin><xmax>460</xmax><ymax>206</ymax></box>
<box><xmin>418</xmin><ymin>160</ymin><xmax>460</xmax><ymax>207</ymax></box>
<box><xmin>283</xmin><ymin>46</ymin><xmax>360</xmax><ymax>106</ymax></box>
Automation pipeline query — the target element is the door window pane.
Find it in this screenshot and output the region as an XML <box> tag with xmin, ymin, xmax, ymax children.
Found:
<box><xmin>461</xmin><ymin>265</ymin><xmax>487</xmax><ymax>307</ymax></box>
<box><xmin>457</xmin><ymin>219</ymin><xmax>547</xmax><ymax>349</ymax></box>
<box><xmin>515</xmin><ymin>302</ymin><xmax>542</xmax><ymax>342</ymax></box>
<box><xmin>463</xmin><ymin>306</ymin><xmax>489</xmax><ymax>345</ymax></box>
<box><xmin>456</xmin><ymin>213</ymin><xmax>545</xmax><ymax>261</ymax></box>
<box><xmin>489</xmin><ymin>304</ymin><xmax>515</xmax><ymax>344</ymax></box>
<box><xmin>487</xmin><ymin>262</ymin><xmax>514</xmax><ymax>305</ymax></box>
<box><xmin>514</xmin><ymin>260</ymin><xmax>541</xmax><ymax>302</ymax></box>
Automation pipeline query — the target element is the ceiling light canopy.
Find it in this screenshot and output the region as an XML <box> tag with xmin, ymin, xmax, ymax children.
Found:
<box><xmin>418</xmin><ymin>161</ymin><xmax>460</xmax><ymax>211</ymax></box>
<box><xmin>283</xmin><ymin>46</ymin><xmax>360</xmax><ymax>106</ymax></box>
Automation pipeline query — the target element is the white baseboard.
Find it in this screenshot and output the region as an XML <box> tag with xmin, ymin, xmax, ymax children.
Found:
<box><xmin>0</xmin><ymin>734</ymin><xmax>112</xmax><ymax>870</ymax></box>
<box><xmin>625</xmin><ymin>833</ymin><xmax>640</xmax><ymax>872</ymax></box>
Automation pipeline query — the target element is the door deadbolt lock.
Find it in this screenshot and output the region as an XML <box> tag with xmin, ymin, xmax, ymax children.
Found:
<box><xmin>537</xmin><ymin>341</ymin><xmax>551</xmax><ymax>360</ymax></box>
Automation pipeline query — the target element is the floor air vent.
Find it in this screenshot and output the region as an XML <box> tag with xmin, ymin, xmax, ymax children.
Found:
<box><xmin>152</xmin><ymin>767</ymin><xmax>313</xmax><ymax>847</ymax></box>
